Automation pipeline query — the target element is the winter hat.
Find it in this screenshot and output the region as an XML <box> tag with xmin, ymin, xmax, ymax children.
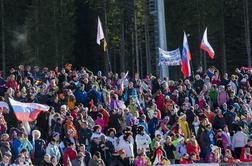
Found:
<box><xmin>140</xmin><ymin>114</ymin><xmax>146</xmax><ymax>120</ymax></box>
<box><xmin>138</xmin><ymin>125</ymin><xmax>145</xmax><ymax>132</ymax></box>
<box><xmin>60</xmin><ymin>105</ymin><xmax>67</xmax><ymax>111</ymax></box>
<box><xmin>52</xmin><ymin>132</ymin><xmax>60</xmax><ymax>138</ymax></box>
<box><xmin>178</xmin><ymin>136</ymin><xmax>185</xmax><ymax>143</ymax></box>
<box><xmin>233</xmin><ymin>103</ymin><xmax>240</xmax><ymax>109</ymax></box>
<box><xmin>211</xmin><ymin>145</ymin><xmax>219</xmax><ymax>152</ymax></box>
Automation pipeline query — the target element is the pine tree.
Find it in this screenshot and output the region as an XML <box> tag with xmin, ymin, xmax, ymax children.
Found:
<box><xmin>24</xmin><ymin>0</ymin><xmax>75</xmax><ymax>68</ymax></box>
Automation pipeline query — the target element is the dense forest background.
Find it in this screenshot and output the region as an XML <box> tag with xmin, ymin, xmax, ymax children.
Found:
<box><xmin>0</xmin><ymin>0</ymin><xmax>252</xmax><ymax>79</ymax></box>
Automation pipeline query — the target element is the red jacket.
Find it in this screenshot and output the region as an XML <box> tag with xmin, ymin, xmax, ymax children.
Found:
<box><xmin>6</xmin><ymin>79</ymin><xmax>19</xmax><ymax>91</ymax></box>
<box><xmin>63</xmin><ymin>147</ymin><xmax>77</xmax><ymax>166</ymax></box>
<box><xmin>186</xmin><ymin>143</ymin><xmax>200</xmax><ymax>160</ymax></box>
<box><xmin>179</xmin><ymin>158</ymin><xmax>193</xmax><ymax>164</ymax></box>
<box><xmin>156</xmin><ymin>94</ymin><xmax>164</xmax><ymax>111</ymax></box>
<box><xmin>240</xmin><ymin>146</ymin><xmax>252</xmax><ymax>162</ymax></box>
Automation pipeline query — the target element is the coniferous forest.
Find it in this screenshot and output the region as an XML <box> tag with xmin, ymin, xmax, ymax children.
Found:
<box><xmin>0</xmin><ymin>0</ymin><xmax>252</xmax><ymax>78</ymax></box>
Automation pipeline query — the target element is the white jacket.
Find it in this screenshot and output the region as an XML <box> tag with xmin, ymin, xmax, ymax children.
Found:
<box><xmin>232</xmin><ymin>131</ymin><xmax>247</xmax><ymax>149</ymax></box>
<box><xmin>117</xmin><ymin>139</ymin><xmax>134</xmax><ymax>158</ymax></box>
<box><xmin>135</xmin><ymin>133</ymin><xmax>151</xmax><ymax>150</ymax></box>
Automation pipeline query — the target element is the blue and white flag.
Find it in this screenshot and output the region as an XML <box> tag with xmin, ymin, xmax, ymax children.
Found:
<box><xmin>159</xmin><ymin>48</ymin><xmax>182</xmax><ymax>66</ymax></box>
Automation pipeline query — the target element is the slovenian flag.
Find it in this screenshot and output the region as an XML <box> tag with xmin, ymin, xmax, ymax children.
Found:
<box><xmin>9</xmin><ymin>98</ymin><xmax>49</xmax><ymax>122</ymax></box>
<box><xmin>200</xmin><ymin>28</ymin><xmax>215</xmax><ymax>59</ymax></box>
<box><xmin>181</xmin><ymin>32</ymin><xmax>191</xmax><ymax>78</ymax></box>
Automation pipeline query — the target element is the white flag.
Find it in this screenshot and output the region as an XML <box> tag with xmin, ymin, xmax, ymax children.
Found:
<box><xmin>96</xmin><ymin>17</ymin><xmax>106</xmax><ymax>46</ymax></box>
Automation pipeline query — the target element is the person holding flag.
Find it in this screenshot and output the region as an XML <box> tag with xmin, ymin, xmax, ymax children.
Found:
<box><xmin>181</xmin><ymin>32</ymin><xmax>192</xmax><ymax>78</ymax></box>
<box><xmin>200</xmin><ymin>28</ymin><xmax>215</xmax><ymax>59</ymax></box>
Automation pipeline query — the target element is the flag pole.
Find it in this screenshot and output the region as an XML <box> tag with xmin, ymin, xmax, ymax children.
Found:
<box><xmin>104</xmin><ymin>0</ymin><xmax>112</xmax><ymax>72</ymax></box>
<box><xmin>157</xmin><ymin>0</ymin><xmax>169</xmax><ymax>80</ymax></box>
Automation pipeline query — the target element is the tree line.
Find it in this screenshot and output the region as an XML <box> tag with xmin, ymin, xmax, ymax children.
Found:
<box><xmin>0</xmin><ymin>0</ymin><xmax>252</xmax><ymax>78</ymax></box>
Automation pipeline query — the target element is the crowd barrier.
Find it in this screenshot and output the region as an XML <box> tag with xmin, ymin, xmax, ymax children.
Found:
<box><xmin>169</xmin><ymin>163</ymin><xmax>252</xmax><ymax>166</ymax></box>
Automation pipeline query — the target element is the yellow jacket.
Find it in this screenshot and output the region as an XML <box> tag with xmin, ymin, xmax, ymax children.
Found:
<box><xmin>178</xmin><ymin>117</ymin><xmax>190</xmax><ymax>139</ymax></box>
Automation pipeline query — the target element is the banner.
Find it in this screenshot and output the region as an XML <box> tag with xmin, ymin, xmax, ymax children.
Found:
<box><xmin>159</xmin><ymin>48</ymin><xmax>182</xmax><ymax>66</ymax></box>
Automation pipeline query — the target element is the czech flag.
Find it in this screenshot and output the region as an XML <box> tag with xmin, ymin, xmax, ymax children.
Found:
<box><xmin>181</xmin><ymin>32</ymin><xmax>191</xmax><ymax>78</ymax></box>
<box><xmin>200</xmin><ymin>28</ymin><xmax>215</xmax><ymax>59</ymax></box>
<box><xmin>9</xmin><ymin>98</ymin><xmax>49</xmax><ymax>122</ymax></box>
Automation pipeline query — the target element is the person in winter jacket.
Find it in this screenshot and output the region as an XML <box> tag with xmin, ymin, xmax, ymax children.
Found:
<box><xmin>12</xmin><ymin>153</ymin><xmax>30</xmax><ymax>166</ymax></box>
<box><xmin>31</xmin><ymin>130</ymin><xmax>46</xmax><ymax>165</ymax></box>
<box><xmin>186</xmin><ymin>136</ymin><xmax>200</xmax><ymax>161</ymax></box>
<box><xmin>90</xmin><ymin>125</ymin><xmax>106</xmax><ymax>141</ymax></box>
<box><xmin>78</xmin><ymin>121</ymin><xmax>93</xmax><ymax>148</ymax></box>
<box><xmin>46</xmin><ymin>138</ymin><xmax>61</xmax><ymax>162</ymax></box>
<box><xmin>135</xmin><ymin>125</ymin><xmax>151</xmax><ymax>154</ymax></box>
<box><xmin>208</xmin><ymin>85</ymin><xmax>218</xmax><ymax>108</ymax></box>
<box><xmin>100</xmin><ymin>135</ymin><xmax>115</xmax><ymax>166</ymax></box>
<box><xmin>199</xmin><ymin>124</ymin><xmax>212</xmax><ymax>160</ymax></box>
<box><xmin>64</xmin><ymin>116</ymin><xmax>78</xmax><ymax>140</ymax></box>
<box><xmin>133</xmin><ymin>149</ymin><xmax>151</xmax><ymax>166</ymax></box>
<box><xmin>178</xmin><ymin>114</ymin><xmax>190</xmax><ymax>139</ymax></box>
<box><xmin>232</xmin><ymin>126</ymin><xmax>247</xmax><ymax>159</ymax></box>
<box><xmin>108</xmin><ymin>109</ymin><xmax>123</xmax><ymax>132</ymax></box>
<box><xmin>156</xmin><ymin>90</ymin><xmax>165</xmax><ymax>112</ymax></box>
<box><xmin>163</xmin><ymin>136</ymin><xmax>176</xmax><ymax>164</ymax></box>
<box><xmin>215</xmin><ymin>129</ymin><xmax>229</xmax><ymax>151</ymax></box>
<box><xmin>0</xmin><ymin>152</ymin><xmax>12</xmax><ymax>166</ymax></box>
<box><xmin>206</xmin><ymin>145</ymin><xmax>221</xmax><ymax>163</ymax></box>
<box><xmin>179</xmin><ymin>153</ymin><xmax>193</xmax><ymax>164</ymax></box>
<box><xmin>193</xmin><ymin>75</ymin><xmax>204</xmax><ymax>93</ymax></box>
<box><xmin>94</xmin><ymin>113</ymin><xmax>107</xmax><ymax>132</ymax></box>
<box><xmin>151</xmin><ymin>141</ymin><xmax>167</xmax><ymax>165</ymax></box>
<box><xmin>212</xmin><ymin>108</ymin><xmax>226</xmax><ymax>130</ymax></box>
<box><xmin>138</xmin><ymin>114</ymin><xmax>149</xmax><ymax>134</ymax></box>
<box><xmin>148</xmin><ymin>112</ymin><xmax>159</xmax><ymax>139</ymax></box>
<box><xmin>176</xmin><ymin>137</ymin><xmax>187</xmax><ymax>160</ymax></box>
<box><xmin>217</xmin><ymin>85</ymin><xmax>229</xmax><ymax>107</ymax></box>
<box><xmin>71</xmin><ymin>152</ymin><xmax>86</xmax><ymax>166</ymax></box>
<box><xmin>74</xmin><ymin>84</ymin><xmax>88</xmax><ymax>105</ymax></box>
<box><xmin>63</xmin><ymin>142</ymin><xmax>77</xmax><ymax>166</ymax></box>
<box><xmin>88</xmin><ymin>151</ymin><xmax>105</xmax><ymax>166</ymax></box>
<box><xmin>117</xmin><ymin>132</ymin><xmax>134</xmax><ymax>159</ymax></box>
<box><xmin>240</xmin><ymin>139</ymin><xmax>252</xmax><ymax>162</ymax></box>
<box><xmin>18</xmin><ymin>133</ymin><xmax>33</xmax><ymax>155</ymax></box>
<box><xmin>39</xmin><ymin>154</ymin><xmax>53</xmax><ymax>166</ymax></box>
<box><xmin>223</xmin><ymin>149</ymin><xmax>240</xmax><ymax>163</ymax></box>
<box><xmin>10</xmin><ymin>129</ymin><xmax>21</xmax><ymax>160</ymax></box>
<box><xmin>106</xmin><ymin>128</ymin><xmax>118</xmax><ymax>151</ymax></box>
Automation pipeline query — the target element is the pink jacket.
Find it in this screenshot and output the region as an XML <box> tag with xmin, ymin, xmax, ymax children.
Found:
<box><xmin>95</xmin><ymin>118</ymin><xmax>106</xmax><ymax>132</ymax></box>
<box><xmin>217</xmin><ymin>91</ymin><xmax>229</xmax><ymax>106</ymax></box>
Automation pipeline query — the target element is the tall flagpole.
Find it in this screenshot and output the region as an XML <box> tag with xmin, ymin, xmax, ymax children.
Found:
<box><xmin>157</xmin><ymin>0</ymin><xmax>169</xmax><ymax>79</ymax></box>
<box><xmin>1</xmin><ymin>0</ymin><xmax>6</xmax><ymax>76</ymax></box>
<box><xmin>104</xmin><ymin>0</ymin><xmax>112</xmax><ymax>72</ymax></box>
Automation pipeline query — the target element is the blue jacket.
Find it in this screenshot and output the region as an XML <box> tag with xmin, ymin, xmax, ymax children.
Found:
<box><xmin>11</xmin><ymin>138</ymin><xmax>21</xmax><ymax>160</ymax></box>
<box><xmin>139</xmin><ymin>120</ymin><xmax>149</xmax><ymax>134</ymax></box>
<box><xmin>148</xmin><ymin>117</ymin><xmax>159</xmax><ymax>137</ymax></box>
<box><xmin>74</xmin><ymin>89</ymin><xmax>88</xmax><ymax>105</ymax></box>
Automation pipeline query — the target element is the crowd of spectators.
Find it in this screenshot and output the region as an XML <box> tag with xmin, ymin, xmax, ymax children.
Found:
<box><xmin>0</xmin><ymin>64</ymin><xmax>251</xmax><ymax>165</ymax></box>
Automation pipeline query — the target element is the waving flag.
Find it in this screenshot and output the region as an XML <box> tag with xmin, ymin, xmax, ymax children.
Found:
<box><xmin>9</xmin><ymin>98</ymin><xmax>49</xmax><ymax>122</ymax></box>
<box><xmin>119</xmin><ymin>71</ymin><xmax>128</xmax><ymax>93</ymax></box>
<box><xmin>96</xmin><ymin>17</ymin><xmax>107</xmax><ymax>51</ymax></box>
<box><xmin>181</xmin><ymin>32</ymin><xmax>191</xmax><ymax>78</ymax></box>
<box><xmin>200</xmin><ymin>28</ymin><xmax>215</xmax><ymax>59</ymax></box>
